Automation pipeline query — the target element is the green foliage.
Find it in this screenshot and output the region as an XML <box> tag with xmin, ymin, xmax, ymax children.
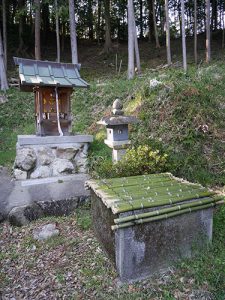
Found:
<box><xmin>76</xmin><ymin>205</ymin><xmax>92</xmax><ymax>230</ymax></box>
<box><xmin>178</xmin><ymin>205</ymin><xmax>225</xmax><ymax>298</ymax></box>
<box><xmin>115</xmin><ymin>145</ymin><xmax>169</xmax><ymax>176</ymax></box>
<box><xmin>92</xmin><ymin>145</ymin><xmax>169</xmax><ymax>178</ymax></box>
<box><xmin>0</xmin><ymin>88</ymin><xmax>34</xmax><ymax>166</ymax></box>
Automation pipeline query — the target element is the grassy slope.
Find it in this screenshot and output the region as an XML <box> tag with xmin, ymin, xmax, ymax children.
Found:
<box><xmin>74</xmin><ymin>63</ymin><xmax>225</xmax><ymax>186</ymax></box>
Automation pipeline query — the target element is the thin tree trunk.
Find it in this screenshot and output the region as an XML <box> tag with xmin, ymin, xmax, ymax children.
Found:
<box><xmin>88</xmin><ymin>0</ymin><xmax>94</xmax><ymax>40</ymax></box>
<box><xmin>165</xmin><ymin>0</ymin><xmax>171</xmax><ymax>65</ymax></box>
<box><xmin>34</xmin><ymin>0</ymin><xmax>41</xmax><ymax>60</ymax></box>
<box><xmin>61</xmin><ymin>22</ymin><xmax>65</xmax><ymax>53</ymax></box>
<box><xmin>69</xmin><ymin>0</ymin><xmax>78</xmax><ymax>64</ymax></box>
<box><xmin>131</xmin><ymin>2</ymin><xmax>141</xmax><ymax>74</ymax></box>
<box><xmin>177</xmin><ymin>0</ymin><xmax>182</xmax><ymax>36</ymax></box>
<box><xmin>181</xmin><ymin>0</ymin><xmax>187</xmax><ymax>71</ymax></box>
<box><xmin>139</xmin><ymin>0</ymin><xmax>144</xmax><ymax>39</ymax></box>
<box><xmin>42</xmin><ymin>2</ymin><xmax>50</xmax><ymax>44</ymax></box>
<box><xmin>104</xmin><ymin>0</ymin><xmax>112</xmax><ymax>53</ymax></box>
<box><xmin>2</xmin><ymin>0</ymin><xmax>7</xmax><ymax>71</ymax></box>
<box><xmin>128</xmin><ymin>0</ymin><xmax>135</xmax><ymax>79</ymax></box>
<box><xmin>97</xmin><ymin>0</ymin><xmax>102</xmax><ymax>44</ymax></box>
<box><xmin>205</xmin><ymin>0</ymin><xmax>211</xmax><ymax>63</ymax></box>
<box><xmin>0</xmin><ymin>30</ymin><xmax>8</xmax><ymax>91</ymax></box>
<box><xmin>148</xmin><ymin>0</ymin><xmax>155</xmax><ymax>42</ymax></box>
<box><xmin>211</xmin><ymin>0</ymin><xmax>217</xmax><ymax>30</ymax></box>
<box><xmin>55</xmin><ymin>0</ymin><xmax>60</xmax><ymax>62</ymax></box>
<box><xmin>194</xmin><ymin>0</ymin><xmax>198</xmax><ymax>64</ymax></box>
<box><xmin>222</xmin><ymin>2</ymin><xmax>225</xmax><ymax>48</ymax></box>
<box><xmin>153</xmin><ymin>0</ymin><xmax>160</xmax><ymax>48</ymax></box>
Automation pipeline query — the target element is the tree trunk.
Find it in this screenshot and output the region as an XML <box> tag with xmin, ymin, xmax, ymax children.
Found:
<box><xmin>211</xmin><ymin>0</ymin><xmax>217</xmax><ymax>31</ymax></box>
<box><xmin>127</xmin><ymin>0</ymin><xmax>135</xmax><ymax>79</ymax></box>
<box><xmin>0</xmin><ymin>30</ymin><xmax>8</xmax><ymax>91</ymax></box>
<box><xmin>2</xmin><ymin>0</ymin><xmax>7</xmax><ymax>71</ymax></box>
<box><xmin>153</xmin><ymin>0</ymin><xmax>160</xmax><ymax>48</ymax></box>
<box><xmin>18</xmin><ymin>0</ymin><xmax>25</xmax><ymax>54</ymax></box>
<box><xmin>132</xmin><ymin>2</ymin><xmax>141</xmax><ymax>74</ymax></box>
<box><xmin>139</xmin><ymin>0</ymin><xmax>144</xmax><ymax>39</ymax></box>
<box><xmin>104</xmin><ymin>0</ymin><xmax>112</xmax><ymax>53</ymax></box>
<box><xmin>181</xmin><ymin>0</ymin><xmax>187</xmax><ymax>71</ymax></box>
<box><xmin>34</xmin><ymin>0</ymin><xmax>41</xmax><ymax>60</ymax></box>
<box><xmin>205</xmin><ymin>0</ymin><xmax>211</xmax><ymax>63</ymax></box>
<box><xmin>55</xmin><ymin>0</ymin><xmax>60</xmax><ymax>62</ymax></box>
<box><xmin>97</xmin><ymin>0</ymin><xmax>102</xmax><ymax>44</ymax></box>
<box><xmin>61</xmin><ymin>22</ymin><xmax>65</xmax><ymax>54</ymax></box>
<box><xmin>178</xmin><ymin>0</ymin><xmax>182</xmax><ymax>36</ymax></box>
<box><xmin>42</xmin><ymin>2</ymin><xmax>50</xmax><ymax>44</ymax></box>
<box><xmin>194</xmin><ymin>0</ymin><xmax>198</xmax><ymax>64</ymax></box>
<box><xmin>148</xmin><ymin>0</ymin><xmax>155</xmax><ymax>42</ymax></box>
<box><xmin>69</xmin><ymin>0</ymin><xmax>78</xmax><ymax>64</ymax></box>
<box><xmin>222</xmin><ymin>3</ymin><xmax>225</xmax><ymax>48</ymax></box>
<box><xmin>88</xmin><ymin>0</ymin><xmax>94</xmax><ymax>40</ymax></box>
<box><xmin>165</xmin><ymin>0</ymin><xmax>171</xmax><ymax>65</ymax></box>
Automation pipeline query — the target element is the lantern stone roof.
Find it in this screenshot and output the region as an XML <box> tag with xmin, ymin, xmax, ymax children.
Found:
<box><xmin>97</xmin><ymin>115</ymin><xmax>139</xmax><ymax>126</ymax></box>
<box><xmin>14</xmin><ymin>57</ymin><xmax>89</xmax><ymax>91</ymax></box>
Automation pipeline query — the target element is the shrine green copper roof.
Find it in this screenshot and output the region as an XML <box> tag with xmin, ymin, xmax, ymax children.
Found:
<box><xmin>14</xmin><ymin>57</ymin><xmax>89</xmax><ymax>91</ymax></box>
<box><xmin>86</xmin><ymin>173</ymin><xmax>224</xmax><ymax>230</ymax></box>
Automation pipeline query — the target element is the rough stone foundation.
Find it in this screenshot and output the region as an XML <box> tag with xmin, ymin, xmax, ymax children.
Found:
<box><xmin>14</xmin><ymin>135</ymin><xmax>93</xmax><ymax>180</ymax></box>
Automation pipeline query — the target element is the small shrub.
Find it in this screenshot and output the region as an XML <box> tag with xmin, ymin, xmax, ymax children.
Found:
<box><xmin>114</xmin><ymin>145</ymin><xmax>169</xmax><ymax>176</ymax></box>
<box><xmin>93</xmin><ymin>145</ymin><xmax>169</xmax><ymax>178</ymax></box>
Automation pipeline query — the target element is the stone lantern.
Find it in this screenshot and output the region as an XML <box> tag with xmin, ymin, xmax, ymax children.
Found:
<box><xmin>98</xmin><ymin>100</ymin><xmax>139</xmax><ymax>162</ymax></box>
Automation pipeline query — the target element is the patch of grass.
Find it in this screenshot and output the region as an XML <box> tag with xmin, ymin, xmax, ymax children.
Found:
<box><xmin>76</xmin><ymin>205</ymin><xmax>92</xmax><ymax>230</ymax></box>
<box><xmin>0</xmin><ymin>88</ymin><xmax>34</xmax><ymax>166</ymax></box>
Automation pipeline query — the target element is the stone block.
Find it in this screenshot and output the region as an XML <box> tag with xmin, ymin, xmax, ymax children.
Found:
<box><xmin>37</xmin><ymin>147</ymin><xmax>54</xmax><ymax>165</ymax></box>
<box><xmin>91</xmin><ymin>191</ymin><xmax>213</xmax><ymax>282</ymax></box>
<box><xmin>14</xmin><ymin>168</ymin><xmax>27</xmax><ymax>180</ymax></box>
<box><xmin>30</xmin><ymin>166</ymin><xmax>52</xmax><ymax>179</ymax></box>
<box><xmin>33</xmin><ymin>223</ymin><xmax>59</xmax><ymax>241</ymax></box>
<box><xmin>18</xmin><ymin>135</ymin><xmax>93</xmax><ymax>146</ymax></box>
<box><xmin>37</xmin><ymin>197</ymin><xmax>80</xmax><ymax>216</ymax></box>
<box><xmin>52</xmin><ymin>158</ymin><xmax>74</xmax><ymax>176</ymax></box>
<box><xmin>56</xmin><ymin>146</ymin><xmax>78</xmax><ymax>160</ymax></box>
<box><xmin>112</xmin><ymin>149</ymin><xmax>126</xmax><ymax>162</ymax></box>
<box><xmin>8</xmin><ymin>204</ymin><xmax>44</xmax><ymax>227</ymax></box>
<box><xmin>15</xmin><ymin>147</ymin><xmax>36</xmax><ymax>171</ymax></box>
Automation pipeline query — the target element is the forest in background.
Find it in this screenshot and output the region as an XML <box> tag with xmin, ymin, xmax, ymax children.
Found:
<box><xmin>0</xmin><ymin>0</ymin><xmax>225</xmax><ymax>82</ymax></box>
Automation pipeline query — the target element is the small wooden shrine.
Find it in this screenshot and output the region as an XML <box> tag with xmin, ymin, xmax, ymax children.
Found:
<box><xmin>14</xmin><ymin>57</ymin><xmax>89</xmax><ymax>136</ymax></box>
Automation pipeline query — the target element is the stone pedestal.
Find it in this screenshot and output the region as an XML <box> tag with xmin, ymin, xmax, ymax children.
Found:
<box><xmin>14</xmin><ymin>135</ymin><xmax>93</xmax><ymax>180</ymax></box>
<box><xmin>104</xmin><ymin>140</ymin><xmax>131</xmax><ymax>163</ymax></box>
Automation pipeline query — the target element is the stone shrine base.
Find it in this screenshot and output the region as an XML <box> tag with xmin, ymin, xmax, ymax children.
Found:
<box><xmin>14</xmin><ymin>135</ymin><xmax>93</xmax><ymax>180</ymax></box>
<box><xmin>7</xmin><ymin>174</ymin><xmax>90</xmax><ymax>226</ymax></box>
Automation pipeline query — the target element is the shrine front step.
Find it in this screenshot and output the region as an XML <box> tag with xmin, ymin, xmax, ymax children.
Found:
<box><xmin>6</xmin><ymin>174</ymin><xmax>90</xmax><ymax>225</ymax></box>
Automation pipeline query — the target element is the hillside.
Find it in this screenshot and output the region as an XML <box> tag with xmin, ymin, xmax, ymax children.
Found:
<box><xmin>2</xmin><ymin>43</ymin><xmax>225</xmax><ymax>187</ymax></box>
<box><xmin>70</xmin><ymin>62</ymin><xmax>225</xmax><ymax>187</ymax></box>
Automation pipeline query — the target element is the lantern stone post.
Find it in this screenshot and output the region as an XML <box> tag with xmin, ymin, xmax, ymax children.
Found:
<box><xmin>98</xmin><ymin>99</ymin><xmax>139</xmax><ymax>162</ymax></box>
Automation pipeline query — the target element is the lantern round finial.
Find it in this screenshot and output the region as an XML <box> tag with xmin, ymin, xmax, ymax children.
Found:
<box><xmin>112</xmin><ymin>99</ymin><xmax>124</xmax><ymax>115</ymax></box>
